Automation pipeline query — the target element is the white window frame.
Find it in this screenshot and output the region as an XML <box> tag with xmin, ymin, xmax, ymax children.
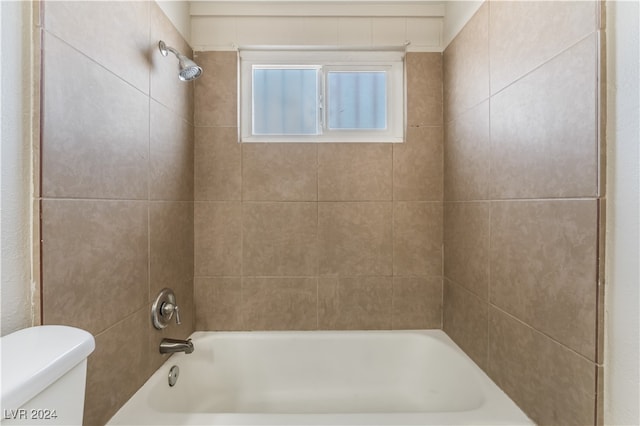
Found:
<box><xmin>238</xmin><ymin>48</ymin><xmax>406</xmax><ymax>143</ymax></box>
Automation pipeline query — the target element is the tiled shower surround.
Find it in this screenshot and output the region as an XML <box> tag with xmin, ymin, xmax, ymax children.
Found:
<box><xmin>39</xmin><ymin>2</ymin><xmax>195</xmax><ymax>424</ymax></box>
<box><xmin>37</xmin><ymin>1</ymin><xmax>605</xmax><ymax>425</ymax></box>
<box><xmin>193</xmin><ymin>52</ymin><xmax>444</xmax><ymax>331</ymax></box>
<box><xmin>442</xmin><ymin>2</ymin><xmax>604</xmax><ymax>425</ymax></box>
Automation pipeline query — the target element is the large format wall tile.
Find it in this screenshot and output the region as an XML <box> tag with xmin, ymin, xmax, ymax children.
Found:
<box><xmin>243</xmin><ymin>202</ymin><xmax>318</xmax><ymax>276</ymax></box>
<box><xmin>195</xmin><ymin>277</ymin><xmax>243</xmax><ymax>330</ymax></box>
<box><xmin>393</xmin><ymin>126</ymin><xmax>443</xmax><ymax>201</ymax></box>
<box><xmin>149</xmin><ymin>2</ymin><xmax>194</xmax><ymax>122</ymax></box>
<box><xmin>444</xmin><ymin>100</ymin><xmax>490</xmax><ymax>201</ymax></box>
<box><xmin>443</xmin><ymin>3</ymin><xmax>489</xmax><ymax>121</ymax></box>
<box><xmin>488</xmin><ymin>308</ymin><xmax>596</xmax><ymax>426</ymax></box>
<box><xmin>194</xmin><ymin>51</ymin><xmax>237</xmax><ymax>126</ymax></box>
<box><xmin>318</xmin><ymin>144</ymin><xmax>392</xmax><ymax>201</ymax></box>
<box><xmin>149</xmin><ymin>202</ymin><xmax>194</xmax><ymax>298</ymax></box>
<box><xmin>443</xmin><ymin>202</ymin><xmax>489</xmax><ymax>299</ymax></box>
<box><xmin>195</xmin><ymin>127</ymin><xmax>241</xmax><ymax>201</ymax></box>
<box><xmin>490</xmin><ymin>35</ymin><xmax>598</xmax><ymax>199</ymax></box>
<box><xmin>41</xmin><ymin>4</ymin><xmax>195</xmax><ymax>425</ymax></box>
<box><xmin>392</xmin><ymin>276</ymin><xmax>442</xmax><ymax>329</ymax></box>
<box><xmin>393</xmin><ymin>202</ymin><xmax>442</xmax><ymax>276</ymax></box>
<box><xmin>489</xmin><ymin>0</ymin><xmax>598</xmax><ymax>94</ymax></box>
<box><xmin>194</xmin><ymin>202</ymin><xmax>242</xmax><ymax>276</ymax></box>
<box><xmin>243</xmin><ymin>144</ymin><xmax>317</xmax><ymax>201</ymax></box>
<box><xmin>84</xmin><ymin>309</ymin><xmax>149</xmax><ymax>426</ymax></box>
<box><xmin>442</xmin><ymin>2</ymin><xmax>602</xmax><ymax>424</ymax></box>
<box><xmin>150</xmin><ymin>100</ymin><xmax>194</xmax><ymax>201</ymax></box>
<box><xmin>318</xmin><ymin>202</ymin><xmax>393</xmax><ymax>276</ymax></box>
<box><xmin>490</xmin><ymin>200</ymin><xmax>598</xmax><ymax>360</ymax></box>
<box><xmin>243</xmin><ymin>277</ymin><xmax>318</xmax><ymax>330</ymax></box>
<box><xmin>42</xmin><ymin>34</ymin><xmax>149</xmax><ymax>199</ymax></box>
<box><xmin>192</xmin><ymin>42</ymin><xmax>443</xmax><ymax>335</ymax></box>
<box><xmin>443</xmin><ymin>279</ymin><xmax>488</xmax><ymax>370</ymax></box>
<box><xmin>41</xmin><ymin>200</ymin><xmax>148</xmax><ymax>336</ymax></box>
<box><xmin>406</xmin><ymin>52</ymin><xmax>443</xmax><ymax>126</ymax></box>
<box><xmin>319</xmin><ymin>277</ymin><xmax>393</xmax><ymax>330</ymax></box>
<box><xmin>44</xmin><ymin>1</ymin><xmax>151</xmax><ymax>94</ymax></box>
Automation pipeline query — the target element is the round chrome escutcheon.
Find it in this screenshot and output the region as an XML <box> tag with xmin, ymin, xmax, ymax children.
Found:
<box><xmin>168</xmin><ymin>365</ymin><xmax>179</xmax><ymax>387</ymax></box>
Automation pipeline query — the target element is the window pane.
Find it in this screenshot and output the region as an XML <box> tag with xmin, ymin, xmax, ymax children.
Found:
<box><xmin>327</xmin><ymin>71</ymin><xmax>386</xmax><ymax>130</ymax></box>
<box><xmin>253</xmin><ymin>68</ymin><xmax>319</xmax><ymax>135</ymax></box>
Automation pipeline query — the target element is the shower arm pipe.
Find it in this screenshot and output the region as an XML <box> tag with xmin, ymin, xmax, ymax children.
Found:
<box><xmin>159</xmin><ymin>41</ymin><xmax>183</xmax><ymax>59</ymax></box>
<box><xmin>164</xmin><ymin>45</ymin><xmax>181</xmax><ymax>57</ymax></box>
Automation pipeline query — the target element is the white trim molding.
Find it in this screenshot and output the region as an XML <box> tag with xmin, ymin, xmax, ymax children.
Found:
<box><xmin>190</xmin><ymin>1</ymin><xmax>445</xmax><ymax>18</ymax></box>
<box><xmin>190</xmin><ymin>0</ymin><xmax>446</xmax><ymax>52</ymax></box>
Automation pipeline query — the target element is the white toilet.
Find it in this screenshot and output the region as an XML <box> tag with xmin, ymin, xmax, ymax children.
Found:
<box><xmin>0</xmin><ymin>325</ymin><xmax>95</xmax><ymax>425</ymax></box>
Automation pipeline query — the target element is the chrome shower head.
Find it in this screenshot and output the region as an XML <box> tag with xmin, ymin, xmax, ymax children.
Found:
<box><xmin>158</xmin><ymin>40</ymin><xmax>203</xmax><ymax>81</ymax></box>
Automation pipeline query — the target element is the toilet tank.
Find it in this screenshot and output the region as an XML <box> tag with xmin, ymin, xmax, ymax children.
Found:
<box><xmin>0</xmin><ymin>326</ymin><xmax>95</xmax><ymax>425</ymax></box>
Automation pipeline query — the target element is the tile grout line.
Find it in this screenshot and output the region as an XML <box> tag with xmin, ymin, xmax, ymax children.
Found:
<box><xmin>486</xmin><ymin>8</ymin><xmax>493</xmax><ymax>367</ymax></box>
<box><xmin>439</xmin><ymin>44</ymin><xmax>446</xmax><ymax>330</ymax></box>
<box><xmin>443</xmin><ymin>263</ymin><xmax>488</xmax><ymax>302</ymax></box>
<box><xmin>486</xmin><ymin>200</ymin><xmax>492</xmax><ymax>371</ymax></box>
<box><xmin>488</xmin><ymin>31</ymin><xmax>598</xmax><ymax>100</ymax></box>
<box><xmin>441</xmin><ymin>43</ymin><xmax>447</xmax><ymax>330</ymax></box>
<box><xmin>190</xmin><ymin>197</ymin><xmax>602</xmax><ymax>204</ymax></box>
<box><xmin>488</xmin><ymin>301</ymin><xmax>600</xmax><ymax>366</ymax></box>
<box><xmin>146</xmin><ymin>23</ymin><xmax>152</xmax><ymax>310</ymax></box>
<box><xmin>439</xmin><ymin>196</ymin><xmax>601</xmax><ymax>203</ymax></box>
<box><xmin>316</xmin><ymin>143</ymin><xmax>320</xmax><ymax>330</ymax></box>
<box><xmin>239</xmin><ymin>127</ymin><xmax>245</xmax><ymax>330</ymax></box>
<box><xmin>37</xmin><ymin>7</ymin><xmax>46</xmax><ymax>326</ymax></box>
<box><xmin>391</xmin><ymin>121</ymin><xmax>396</xmax><ymax>330</ymax></box>
<box><xmin>448</xmin><ymin>273</ymin><xmax>599</xmax><ymax>368</ymax></box>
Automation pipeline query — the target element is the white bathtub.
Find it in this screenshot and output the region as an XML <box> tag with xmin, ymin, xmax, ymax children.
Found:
<box><xmin>108</xmin><ymin>330</ymin><xmax>533</xmax><ymax>425</ymax></box>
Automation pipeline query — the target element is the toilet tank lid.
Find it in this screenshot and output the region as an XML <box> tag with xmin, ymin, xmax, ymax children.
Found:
<box><xmin>0</xmin><ymin>325</ymin><xmax>95</xmax><ymax>411</ymax></box>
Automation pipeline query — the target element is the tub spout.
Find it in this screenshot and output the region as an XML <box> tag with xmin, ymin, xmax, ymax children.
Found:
<box><xmin>159</xmin><ymin>338</ymin><xmax>194</xmax><ymax>354</ymax></box>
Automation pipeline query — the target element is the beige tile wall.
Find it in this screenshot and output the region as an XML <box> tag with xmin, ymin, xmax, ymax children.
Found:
<box><xmin>39</xmin><ymin>2</ymin><xmax>194</xmax><ymax>424</ymax></box>
<box><xmin>194</xmin><ymin>51</ymin><xmax>444</xmax><ymax>331</ymax></box>
<box><xmin>442</xmin><ymin>1</ymin><xmax>604</xmax><ymax>424</ymax></box>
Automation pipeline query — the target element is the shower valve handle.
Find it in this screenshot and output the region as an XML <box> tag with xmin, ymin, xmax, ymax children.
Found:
<box><xmin>151</xmin><ymin>288</ymin><xmax>182</xmax><ymax>329</ymax></box>
<box><xmin>161</xmin><ymin>302</ymin><xmax>181</xmax><ymax>325</ymax></box>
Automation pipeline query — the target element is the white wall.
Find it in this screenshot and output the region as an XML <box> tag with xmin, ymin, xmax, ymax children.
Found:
<box><xmin>604</xmin><ymin>0</ymin><xmax>640</xmax><ymax>424</ymax></box>
<box><xmin>442</xmin><ymin>0</ymin><xmax>484</xmax><ymax>48</ymax></box>
<box><xmin>0</xmin><ymin>1</ymin><xmax>36</xmax><ymax>336</ymax></box>
<box><xmin>156</xmin><ymin>0</ymin><xmax>192</xmax><ymax>45</ymax></box>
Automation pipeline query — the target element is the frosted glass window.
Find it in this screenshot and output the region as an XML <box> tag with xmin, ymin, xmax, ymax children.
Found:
<box><xmin>252</xmin><ymin>68</ymin><xmax>319</xmax><ymax>135</ymax></box>
<box><xmin>327</xmin><ymin>71</ymin><xmax>387</xmax><ymax>130</ymax></box>
<box><xmin>239</xmin><ymin>49</ymin><xmax>405</xmax><ymax>143</ymax></box>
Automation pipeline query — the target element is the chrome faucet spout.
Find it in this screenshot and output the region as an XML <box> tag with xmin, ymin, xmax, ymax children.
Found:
<box><xmin>159</xmin><ymin>338</ymin><xmax>194</xmax><ymax>354</ymax></box>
